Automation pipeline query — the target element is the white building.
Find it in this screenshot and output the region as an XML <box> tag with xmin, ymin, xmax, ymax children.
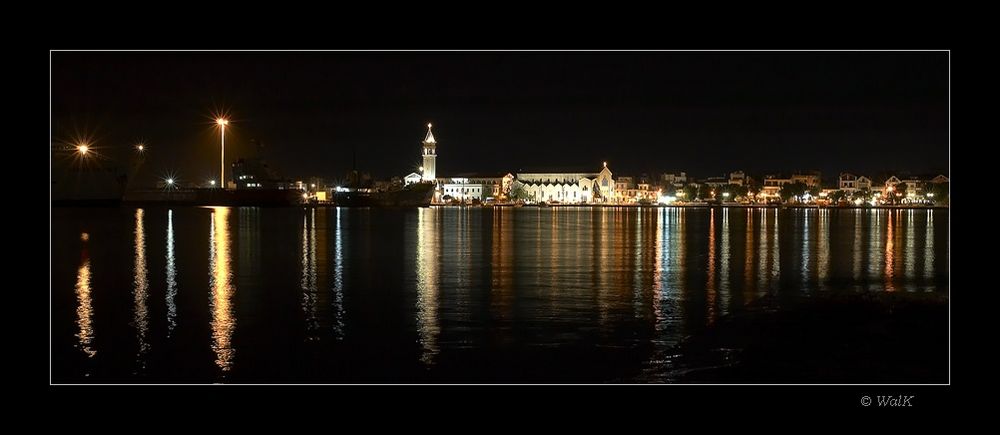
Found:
<box><xmin>516</xmin><ymin>163</ymin><xmax>615</xmax><ymax>203</ymax></box>
<box><xmin>791</xmin><ymin>171</ymin><xmax>822</xmax><ymax>188</ymax></box>
<box><xmin>403</xmin><ymin>172</ymin><xmax>423</xmax><ymax>185</ymax></box>
<box><xmin>729</xmin><ymin>171</ymin><xmax>746</xmax><ymax>186</ymax></box>
<box><xmin>760</xmin><ymin>175</ymin><xmax>793</xmax><ymax>201</ymax></box>
<box><xmin>661</xmin><ymin>172</ymin><xmax>688</xmax><ymax>187</ymax></box>
<box><xmin>857</xmin><ymin>175</ymin><xmax>872</xmax><ymax>190</ymax></box>
<box><xmin>839</xmin><ymin>172</ymin><xmax>858</xmax><ymax>193</ymax></box>
<box><xmin>438</xmin><ymin>173</ymin><xmax>514</xmax><ymax>202</ymax></box>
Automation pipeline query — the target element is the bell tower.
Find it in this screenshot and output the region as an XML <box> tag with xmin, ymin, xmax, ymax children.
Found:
<box><xmin>422</xmin><ymin>123</ymin><xmax>436</xmax><ymax>181</ymax></box>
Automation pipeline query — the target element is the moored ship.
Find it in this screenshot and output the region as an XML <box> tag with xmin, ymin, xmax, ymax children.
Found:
<box><xmin>333</xmin><ymin>182</ymin><xmax>435</xmax><ymax>207</ymax></box>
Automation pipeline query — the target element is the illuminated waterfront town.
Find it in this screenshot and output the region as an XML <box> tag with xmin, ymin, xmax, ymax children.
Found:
<box><xmin>52</xmin><ymin>51</ymin><xmax>948</xmax><ymax>388</ymax></box>
<box><xmin>54</xmin><ymin>121</ymin><xmax>949</xmax><ymax>209</ymax></box>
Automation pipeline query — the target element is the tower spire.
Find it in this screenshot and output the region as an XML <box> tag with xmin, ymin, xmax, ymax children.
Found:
<box><xmin>424</xmin><ymin>123</ymin><xmax>436</xmax><ymax>144</ymax></box>
<box><xmin>421</xmin><ymin>122</ymin><xmax>437</xmax><ymax>182</ymax></box>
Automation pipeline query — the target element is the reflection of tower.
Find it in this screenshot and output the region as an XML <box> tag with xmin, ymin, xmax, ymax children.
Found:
<box><xmin>422</xmin><ymin>123</ymin><xmax>436</xmax><ymax>182</ymax></box>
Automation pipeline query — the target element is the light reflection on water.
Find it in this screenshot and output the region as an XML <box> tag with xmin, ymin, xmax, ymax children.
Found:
<box><xmin>209</xmin><ymin>207</ymin><xmax>235</xmax><ymax>372</ymax></box>
<box><xmin>54</xmin><ymin>206</ymin><xmax>948</xmax><ymax>382</ymax></box>
<box><xmin>165</xmin><ymin>210</ymin><xmax>177</xmax><ymax>335</ymax></box>
<box><xmin>75</xmin><ymin>233</ymin><xmax>95</xmax><ymax>359</ymax></box>
<box><xmin>133</xmin><ymin>208</ymin><xmax>149</xmax><ymax>369</ymax></box>
<box><xmin>415</xmin><ymin>207</ymin><xmax>440</xmax><ymax>366</ymax></box>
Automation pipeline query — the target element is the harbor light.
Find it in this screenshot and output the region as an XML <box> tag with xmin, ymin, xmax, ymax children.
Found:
<box><xmin>928</xmin><ymin>193</ymin><xmax>935</xmax><ymax>198</ymax></box>
<box><xmin>77</xmin><ymin>144</ymin><xmax>89</xmax><ymax>155</ymax></box>
<box><xmin>723</xmin><ymin>192</ymin><xmax>730</xmax><ymax>198</ymax></box>
<box><xmin>658</xmin><ymin>195</ymin><xmax>676</xmax><ymax>205</ymax></box>
<box><xmin>216</xmin><ymin>118</ymin><xmax>229</xmax><ymax>190</ymax></box>
<box><xmin>166</xmin><ymin>178</ymin><xmax>174</xmax><ymax>185</ymax></box>
<box><xmin>136</xmin><ymin>144</ymin><xmax>145</xmax><ymax>152</ymax></box>
<box><xmin>210</xmin><ymin>180</ymin><xmax>216</xmax><ymax>186</ymax></box>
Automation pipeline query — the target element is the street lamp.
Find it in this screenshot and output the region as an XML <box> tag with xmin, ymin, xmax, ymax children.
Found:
<box><xmin>76</xmin><ymin>144</ymin><xmax>89</xmax><ymax>155</ymax></box>
<box><xmin>723</xmin><ymin>192</ymin><xmax>730</xmax><ymax>198</ymax></box>
<box><xmin>216</xmin><ymin>118</ymin><xmax>229</xmax><ymax>189</ymax></box>
<box><xmin>136</xmin><ymin>143</ymin><xmax>145</xmax><ymax>152</ymax></box>
<box><xmin>210</xmin><ymin>180</ymin><xmax>216</xmax><ymax>187</ymax></box>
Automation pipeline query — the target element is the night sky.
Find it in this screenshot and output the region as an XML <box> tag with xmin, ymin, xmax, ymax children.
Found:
<box><xmin>51</xmin><ymin>51</ymin><xmax>948</xmax><ymax>186</ymax></box>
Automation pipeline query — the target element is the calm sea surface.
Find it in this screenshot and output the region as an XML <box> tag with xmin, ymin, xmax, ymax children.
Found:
<box><xmin>51</xmin><ymin>206</ymin><xmax>948</xmax><ymax>383</ymax></box>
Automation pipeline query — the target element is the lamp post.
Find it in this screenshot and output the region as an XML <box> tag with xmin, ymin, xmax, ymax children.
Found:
<box><xmin>216</xmin><ymin>118</ymin><xmax>229</xmax><ymax>189</ymax></box>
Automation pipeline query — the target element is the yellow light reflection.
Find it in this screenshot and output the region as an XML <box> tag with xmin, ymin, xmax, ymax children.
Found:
<box><xmin>853</xmin><ymin>209</ymin><xmax>862</xmax><ymax>281</ymax></box>
<box><xmin>706</xmin><ymin>208</ymin><xmax>716</xmax><ymax>325</ymax></box>
<box><xmin>771</xmin><ymin>208</ymin><xmax>780</xmax><ymax>283</ymax></box>
<box><xmin>884</xmin><ymin>210</ymin><xmax>896</xmax><ymax>291</ymax></box>
<box><xmin>490</xmin><ymin>208</ymin><xmax>514</xmax><ymax>319</ymax></box>
<box><xmin>758</xmin><ymin>209</ymin><xmax>768</xmax><ymax>293</ymax></box>
<box><xmin>817</xmin><ymin>209</ymin><xmax>829</xmax><ymax>285</ymax></box>
<box><xmin>209</xmin><ymin>207</ymin><xmax>236</xmax><ymax>371</ymax></box>
<box><xmin>801</xmin><ymin>209</ymin><xmax>811</xmax><ymax>290</ymax></box>
<box><xmin>924</xmin><ymin>210</ymin><xmax>935</xmax><ymax>282</ymax></box>
<box><xmin>416</xmin><ymin>207</ymin><xmax>440</xmax><ymax>365</ymax></box>
<box><xmin>133</xmin><ymin>208</ymin><xmax>149</xmax><ymax>364</ymax></box>
<box><xmin>869</xmin><ymin>210</ymin><xmax>882</xmax><ymax>283</ymax></box>
<box><xmin>302</xmin><ymin>209</ymin><xmax>319</xmax><ymax>340</ymax></box>
<box><xmin>905</xmin><ymin>209</ymin><xmax>915</xmax><ymax>287</ymax></box>
<box><xmin>719</xmin><ymin>207</ymin><xmax>730</xmax><ymax>316</ymax></box>
<box><xmin>75</xmin><ymin>234</ymin><xmax>96</xmax><ymax>358</ymax></box>
<box><xmin>744</xmin><ymin>209</ymin><xmax>754</xmax><ymax>302</ymax></box>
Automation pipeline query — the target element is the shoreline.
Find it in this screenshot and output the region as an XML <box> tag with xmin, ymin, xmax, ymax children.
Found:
<box><xmin>52</xmin><ymin>201</ymin><xmax>950</xmax><ymax>210</ymax></box>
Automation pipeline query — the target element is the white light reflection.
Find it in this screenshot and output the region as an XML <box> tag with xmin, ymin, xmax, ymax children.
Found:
<box><xmin>166</xmin><ymin>209</ymin><xmax>177</xmax><ymax>335</ymax></box>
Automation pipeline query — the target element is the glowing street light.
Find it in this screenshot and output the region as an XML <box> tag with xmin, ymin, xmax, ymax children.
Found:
<box><xmin>419</xmin><ymin>166</ymin><xmax>424</xmax><ymax>172</ymax></box>
<box><xmin>210</xmin><ymin>180</ymin><xmax>216</xmax><ymax>187</ymax></box>
<box><xmin>166</xmin><ymin>178</ymin><xmax>174</xmax><ymax>185</ymax></box>
<box><xmin>136</xmin><ymin>143</ymin><xmax>145</xmax><ymax>152</ymax></box>
<box><xmin>723</xmin><ymin>192</ymin><xmax>730</xmax><ymax>198</ymax></box>
<box><xmin>77</xmin><ymin>144</ymin><xmax>89</xmax><ymax>155</ymax></box>
<box><xmin>217</xmin><ymin>118</ymin><xmax>229</xmax><ymax>189</ymax></box>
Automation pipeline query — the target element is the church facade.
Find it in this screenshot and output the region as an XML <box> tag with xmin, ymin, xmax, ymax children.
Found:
<box><xmin>515</xmin><ymin>163</ymin><xmax>615</xmax><ymax>203</ymax></box>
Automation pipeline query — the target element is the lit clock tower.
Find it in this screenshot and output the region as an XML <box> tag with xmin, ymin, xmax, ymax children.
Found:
<box><xmin>422</xmin><ymin>123</ymin><xmax>437</xmax><ymax>181</ymax></box>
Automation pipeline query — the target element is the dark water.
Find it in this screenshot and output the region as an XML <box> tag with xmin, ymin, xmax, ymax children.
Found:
<box><xmin>51</xmin><ymin>206</ymin><xmax>948</xmax><ymax>383</ymax></box>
